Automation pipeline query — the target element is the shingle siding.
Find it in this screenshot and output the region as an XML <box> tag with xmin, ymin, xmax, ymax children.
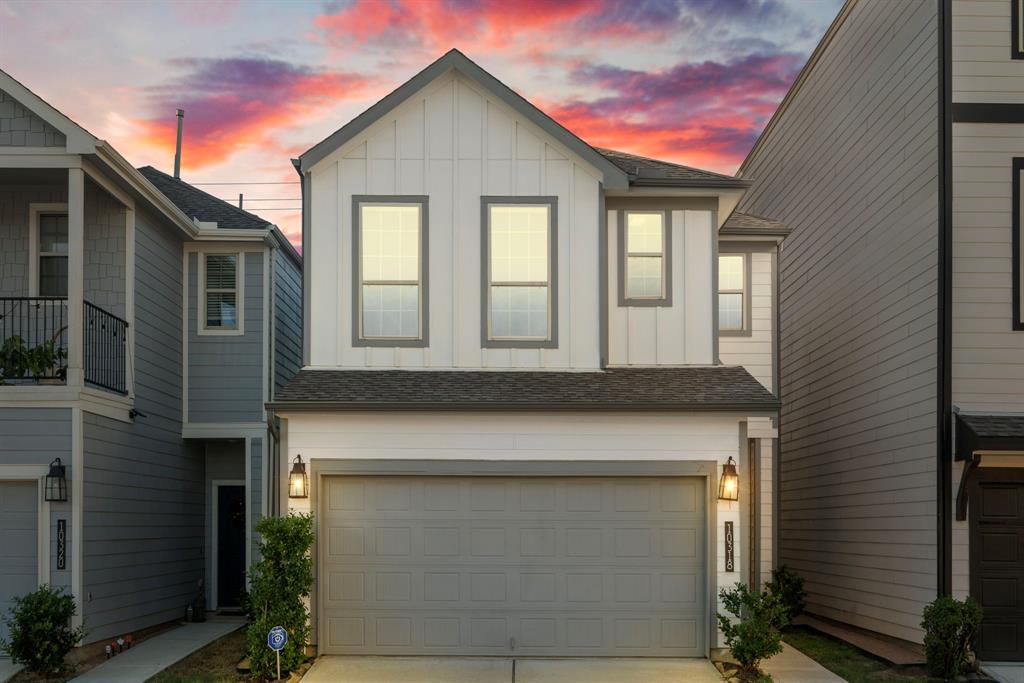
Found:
<box><xmin>738</xmin><ymin>0</ymin><xmax>940</xmax><ymax>643</ymax></box>
<box><xmin>0</xmin><ymin>89</ymin><xmax>66</xmax><ymax>147</ymax></box>
<box><xmin>0</xmin><ymin>184</ymin><xmax>67</xmax><ymax>296</ymax></box>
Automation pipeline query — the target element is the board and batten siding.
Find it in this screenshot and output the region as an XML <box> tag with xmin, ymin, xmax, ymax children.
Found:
<box><xmin>718</xmin><ymin>249</ymin><xmax>776</xmax><ymax>392</ymax></box>
<box><xmin>306</xmin><ymin>72</ymin><xmax>602</xmax><ymax>370</ymax></box>
<box><xmin>282</xmin><ymin>411</ymin><xmax>750</xmax><ymax>649</ymax></box>
<box><xmin>272</xmin><ymin>246</ymin><xmax>302</xmax><ymax>395</ymax></box>
<box><xmin>186</xmin><ymin>249</ymin><xmax>265</xmax><ymax>423</ymax></box>
<box><xmin>0</xmin><ymin>407</ymin><xmax>72</xmax><ymax>590</ymax></box>
<box><xmin>738</xmin><ymin>0</ymin><xmax>940</xmax><ymax>643</ymax></box>
<box><xmin>81</xmin><ymin>208</ymin><xmax>204</xmax><ymax>643</ymax></box>
<box><xmin>952</xmin><ymin>0</ymin><xmax>1024</xmax><ymax>103</ymax></box>
<box><xmin>605</xmin><ymin>205</ymin><xmax>715</xmax><ymax>366</ymax></box>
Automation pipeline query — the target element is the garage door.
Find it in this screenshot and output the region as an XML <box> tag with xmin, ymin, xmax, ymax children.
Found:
<box><xmin>320</xmin><ymin>476</ymin><xmax>706</xmax><ymax>656</ymax></box>
<box><xmin>0</xmin><ymin>481</ymin><xmax>39</xmax><ymax>645</ymax></box>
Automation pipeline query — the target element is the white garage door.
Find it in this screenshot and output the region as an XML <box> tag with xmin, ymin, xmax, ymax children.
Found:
<box><xmin>0</xmin><ymin>481</ymin><xmax>39</xmax><ymax>645</ymax></box>
<box><xmin>319</xmin><ymin>476</ymin><xmax>706</xmax><ymax>656</ymax></box>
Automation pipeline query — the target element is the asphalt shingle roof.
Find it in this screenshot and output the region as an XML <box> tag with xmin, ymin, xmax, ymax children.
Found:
<box><xmin>721</xmin><ymin>211</ymin><xmax>790</xmax><ymax>236</ymax></box>
<box><xmin>596</xmin><ymin>148</ymin><xmax>747</xmax><ymax>187</ymax></box>
<box><xmin>271</xmin><ymin>366</ymin><xmax>780</xmax><ymax>411</ymax></box>
<box><xmin>138</xmin><ymin>166</ymin><xmax>271</xmax><ymax>230</ymax></box>
<box><xmin>959</xmin><ymin>414</ymin><xmax>1024</xmax><ymax>440</ymax></box>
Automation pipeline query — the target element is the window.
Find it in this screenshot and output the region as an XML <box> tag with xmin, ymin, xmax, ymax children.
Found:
<box><xmin>483</xmin><ymin>198</ymin><xmax>557</xmax><ymax>347</ymax></box>
<box><xmin>620</xmin><ymin>210</ymin><xmax>670</xmax><ymax>305</ymax></box>
<box><xmin>38</xmin><ymin>213</ymin><xmax>68</xmax><ymax>297</ymax></box>
<box><xmin>354</xmin><ymin>197</ymin><xmax>427</xmax><ymax>345</ymax></box>
<box><xmin>719</xmin><ymin>254</ymin><xmax>748</xmax><ymax>334</ymax></box>
<box><xmin>1013</xmin><ymin>158</ymin><xmax>1024</xmax><ymax>330</ymax></box>
<box><xmin>1014</xmin><ymin>0</ymin><xmax>1024</xmax><ymax>59</ymax></box>
<box><xmin>201</xmin><ymin>252</ymin><xmax>242</xmax><ymax>333</ymax></box>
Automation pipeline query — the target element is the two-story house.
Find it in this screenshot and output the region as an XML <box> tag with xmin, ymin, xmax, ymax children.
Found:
<box><xmin>0</xmin><ymin>69</ymin><xmax>302</xmax><ymax>646</ymax></box>
<box><xmin>268</xmin><ymin>49</ymin><xmax>781</xmax><ymax>659</ymax></box>
<box><xmin>737</xmin><ymin>0</ymin><xmax>1024</xmax><ymax>664</ymax></box>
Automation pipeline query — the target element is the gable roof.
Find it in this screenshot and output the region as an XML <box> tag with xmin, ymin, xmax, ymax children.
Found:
<box><xmin>721</xmin><ymin>211</ymin><xmax>790</xmax><ymax>236</ymax></box>
<box><xmin>0</xmin><ymin>68</ymin><xmax>97</xmax><ymax>153</ymax></box>
<box><xmin>597</xmin><ymin>148</ymin><xmax>748</xmax><ymax>189</ymax></box>
<box><xmin>297</xmin><ymin>49</ymin><xmax>630</xmax><ymax>188</ymax></box>
<box><xmin>138</xmin><ymin>166</ymin><xmax>271</xmax><ymax>230</ymax></box>
<box><xmin>271</xmin><ymin>366</ymin><xmax>780</xmax><ymax>412</ymax></box>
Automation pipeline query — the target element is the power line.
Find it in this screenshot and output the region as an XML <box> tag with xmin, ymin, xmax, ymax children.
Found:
<box><xmin>216</xmin><ymin>197</ymin><xmax>299</xmax><ymax>202</ymax></box>
<box><xmin>191</xmin><ymin>181</ymin><xmax>299</xmax><ymax>186</ymax></box>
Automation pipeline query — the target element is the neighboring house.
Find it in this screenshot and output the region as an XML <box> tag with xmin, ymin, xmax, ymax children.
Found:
<box><xmin>0</xmin><ymin>69</ymin><xmax>302</xmax><ymax>646</ymax></box>
<box><xmin>268</xmin><ymin>49</ymin><xmax>782</xmax><ymax>659</ymax></box>
<box><xmin>737</xmin><ymin>0</ymin><xmax>1024</xmax><ymax>662</ymax></box>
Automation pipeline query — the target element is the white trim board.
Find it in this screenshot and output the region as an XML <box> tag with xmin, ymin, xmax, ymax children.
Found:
<box><xmin>0</xmin><ymin>465</ymin><xmax>50</xmax><ymax>588</ymax></box>
<box><xmin>210</xmin><ymin>478</ymin><xmax>245</xmax><ymax>610</ymax></box>
<box><xmin>196</xmin><ymin>250</ymin><xmax>245</xmax><ymax>337</ymax></box>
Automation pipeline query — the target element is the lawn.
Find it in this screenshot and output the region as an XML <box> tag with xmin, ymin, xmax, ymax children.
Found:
<box><xmin>783</xmin><ymin>626</ymin><xmax>929</xmax><ymax>683</ymax></box>
<box><xmin>146</xmin><ymin>628</ymin><xmax>250</xmax><ymax>683</ymax></box>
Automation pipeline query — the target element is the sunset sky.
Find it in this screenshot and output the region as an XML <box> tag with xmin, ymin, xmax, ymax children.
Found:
<box><xmin>0</xmin><ymin>0</ymin><xmax>841</xmax><ymax>248</ymax></box>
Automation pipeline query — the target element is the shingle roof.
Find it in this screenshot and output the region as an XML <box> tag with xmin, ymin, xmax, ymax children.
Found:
<box><xmin>955</xmin><ymin>413</ymin><xmax>1024</xmax><ymax>459</ymax></box>
<box><xmin>271</xmin><ymin>366</ymin><xmax>780</xmax><ymax>411</ymax></box>
<box><xmin>595</xmin><ymin>148</ymin><xmax>748</xmax><ymax>188</ymax></box>
<box><xmin>138</xmin><ymin>166</ymin><xmax>271</xmax><ymax>230</ymax></box>
<box><xmin>721</xmin><ymin>211</ymin><xmax>790</xmax><ymax>236</ymax></box>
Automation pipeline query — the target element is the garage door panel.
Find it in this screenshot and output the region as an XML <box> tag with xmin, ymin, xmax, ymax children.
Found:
<box><xmin>320</xmin><ymin>476</ymin><xmax>706</xmax><ymax>656</ymax></box>
<box><xmin>0</xmin><ymin>481</ymin><xmax>39</xmax><ymax>645</ymax></box>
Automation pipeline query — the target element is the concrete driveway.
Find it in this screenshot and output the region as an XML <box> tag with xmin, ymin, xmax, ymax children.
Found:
<box><xmin>301</xmin><ymin>656</ymin><xmax>723</xmax><ymax>683</ymax></box>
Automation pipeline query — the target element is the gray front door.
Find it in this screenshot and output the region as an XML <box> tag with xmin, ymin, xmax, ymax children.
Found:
<box><xmin>0</xmin><ymin>481</ymin><xmax>39</xmax><ymax>644</ymax></box>
<box><xmin>319</xmin><ymin>475</ymin><xmax>706</xmax><ymax>656</ymax></box>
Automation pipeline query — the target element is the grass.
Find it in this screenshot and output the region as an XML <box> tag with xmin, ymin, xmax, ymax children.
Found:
<box><xmin>146</xmin><ymin>628</ymin><xmax>251</xmax><ymax>683</ymax></box>
<box><xmin>782</xmin><ymin>626</ymin><xmax>929</xmax><ymax>683</ymax></box>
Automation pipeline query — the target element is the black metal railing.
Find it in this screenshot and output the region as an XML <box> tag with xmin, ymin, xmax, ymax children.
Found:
<box><xmin>0</xmin><ymin>297</ymin><xmax>68</xmax><ymax>381</ymax></box>
<box><xmin>84</xmin><ymin>301</ymin><xmax>128</xmax><ymax>394</ymax></box>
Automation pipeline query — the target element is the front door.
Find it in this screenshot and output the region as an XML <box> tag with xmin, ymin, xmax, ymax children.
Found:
<box><xmin>970</xmin><ymin>470</ymin><xmax>1024</xmax><ymax>661</ymax></box>
<box><xmin>217</xmin><ymin>485</ymin><xmax>246</xmax><ymax>609</ymax></box>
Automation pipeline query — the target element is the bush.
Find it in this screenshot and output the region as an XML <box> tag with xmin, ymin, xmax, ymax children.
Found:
<box><xmin>921</xmin><ymin>595</ymin><xmax>982</xmax><ymax>679</ymax></box>
<box><xmin>246</xmin><ymin>513</ymin><xmax>314</xmax><ymax>679</ymax></box>
<box><xmin>0</xmin><ymin>585</ymin><xmax>85</xmax><ymax>673</ymax></box>
<box><xmin>766</xmin><ymin>565</ymin><xmax>807</xmax><ymax>622</ymax></box>
<box><xmin>717</xmin><ymin>582</ymin><xmax>788</xmax><ymax>681</ymax></box>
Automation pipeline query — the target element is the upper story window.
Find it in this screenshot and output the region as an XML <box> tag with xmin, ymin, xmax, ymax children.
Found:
<box><xmin>353</xmin><ymin>196</ymin><xmax>428</xmax><ymax>346</ymax></box>
<box><xmin>200</xmin><ymin>252</ymin><xmax>243</xmax><ymax>335</ymax></box>
<box><xmin>620</xmin><ymin>210</ymin><xmax>670</xmax><ymax>305</ymax></box>
<box><xmin>38</xmin><ymin>213</ymin><xmax>68</xmax><ymax>297</ymax></box>
<box><xmin>719</xmin><ymin>253</ymin><xmax>749</xmax><ymax>334</ymax></box>
<box><xmin>1014</xmin><ymin>0</ymin><xmax>1024</xmax><ymax>59</ymax></box>
<box><xmin>482</xmin><ymin>198</ymin><xmax>557</xmax><ymax>348</ymax></box>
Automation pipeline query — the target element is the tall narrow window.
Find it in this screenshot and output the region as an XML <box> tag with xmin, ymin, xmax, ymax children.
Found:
<box><xmin>719</xmin><ymin>254</ymin><xmax>747</xmax><ymax>333</ymax></box>
<box><xmin>203</xmin><ymin>253</ymin><xmax>240</xmax><ymax>331</ymax></box>
<box><xmin>483</xmin><ymin>198</ymin><xmax>557</xmax><ymax>347</ymax></box>
<box><xmin>1013</xmin><ymin>158</ymin><xmax>1024</xmax><ymax>330</ymax></box>
<box><xmin>621</xmin><ymin>211</ymin><xmax>669</xmax><ymax>304</ymax></box>
<box><xmin>355</xmin><ymin>198</ymin><xmax>427</xmax><ymax>345</ymax></box>
<box><xmin>1013</xmin><ymin>0</ymin><xmax>1024</xmax><ymax>59</ymax></box>
<box><xmin>38</xmin><ymin>213</ymin><xmax>68</xmax><ymax>297</ymax></box>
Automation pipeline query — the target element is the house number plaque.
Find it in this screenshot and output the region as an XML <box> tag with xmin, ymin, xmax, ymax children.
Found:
<box><xmin>724</xmin><ymin>521</ymin><xmax>735</xmax><ymax>572</ymax></box>
<box><xmin>57</xmin><ymin>519</ymin><xmax>66</xmax><ymax>570</ymax></box>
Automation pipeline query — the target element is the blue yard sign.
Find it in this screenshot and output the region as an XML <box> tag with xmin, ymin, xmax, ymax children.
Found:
<box><xmin>268</xmin><ymin>626</ymin><xmax>287</xmax><ymax>681</ymax></box>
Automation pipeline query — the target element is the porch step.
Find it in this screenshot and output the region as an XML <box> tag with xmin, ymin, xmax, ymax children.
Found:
<box><xmin>793</xmin><ymin>613</ymin><xmax>926</xmax><ymax>666</ymax></box>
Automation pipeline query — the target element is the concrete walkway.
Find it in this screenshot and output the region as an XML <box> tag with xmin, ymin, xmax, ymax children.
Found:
<box><xmin>0</xmin><ymin>658</ymin><xmax>21</xmax><ymax>683</ymax></box>
<box><xmin>985</xmin><ymin>662</ymin><xmax>1024</xmax><ymax>683</ymax></box>
<box><xmin>762</xmin><ymin>643</ymin><xmax>845</xmax><ymax>683</ymax></box>
<box><xmin>70</xmin><ymin>617</ymin><xmax>244</xmax><ymax>683</ymax></box>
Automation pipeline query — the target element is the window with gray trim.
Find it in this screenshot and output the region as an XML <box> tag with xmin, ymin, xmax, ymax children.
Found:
<box><xmin>203</xmin><ymin>253</ymin><xmax>239</xmax><ymax>330</ymax></box>
<box><xmin>622</xmin><ymin>210</ymin><xmax>669</xmax><ymax>303</ymax></box>
<box><xmin>38</xmin><ymin>213</ymin><xmax>68</xmax><ymax>297</ymax></box>
<box><xmin>1014</xmin><ymin>0</ymin><xmax>1024</xmax><ymax>60</ymax></box>
<box><xmin>482</xmin><ymin>197</ymin><xmax>557</xmax><ymax>347</ymax></box>
<box><xmin>1013</xmin><ymin>158</ymin><xmax>1024</xmax><ymax>330</ymax></box>
<box><xmin>354</xmin><ymin>197</ymin><xmax>428</xmax><ymax>344</ymax></box>
<box><xmin>718</xmin><ymin>253</ymin><xmax>748</xmax><ymax>333</ymax></box>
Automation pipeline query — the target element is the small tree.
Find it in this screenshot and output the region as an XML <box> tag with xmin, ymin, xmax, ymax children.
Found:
<box><xmin>765</xmin><ymin>565</ymin><xmax>807</xmax><ymax>623</ymax></box>
<box><xmin>246</xmin><ymin>513</ymin><xmax>314</xmax><ymax>679</ymax></box>
<box><xmin>717</xmin><ymin>582</ymin><xmax>788</xmax><ymax>681</ymax></box>
<box><xmin>1</xmin><ymin>585</ymin><xmax>85</xmax><ymax>673</ymax></box>
<box><xmin>922</xmin><ymin>595</ymin><xmax>982</xmax><ymax>679</ymax></box>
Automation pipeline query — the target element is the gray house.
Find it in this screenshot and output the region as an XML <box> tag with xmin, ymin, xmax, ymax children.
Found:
<box><xmin>738</xmin><ymin>0</ymin><xmax>1024</xmax><ymax>662</ymax></box>
<box><xmin>0</xmin><ymin>69</ymin><xmax>301</xmax><ymax>645</ymax></box>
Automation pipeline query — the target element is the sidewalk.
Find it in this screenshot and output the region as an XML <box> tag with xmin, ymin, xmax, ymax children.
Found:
<box><xmin>70</xmin><ymin>617</ymin><xmax>244</xmax><ymax>683</ymax></box>
<box><xmin>762</xmin><ymin>643</ymin><xmax>846</xmax><ymax>683</ymax></box>
<box><xmin>0</xmin><ymin>659</ymin><xmax>21</xmax><ymax>683</ymax></box>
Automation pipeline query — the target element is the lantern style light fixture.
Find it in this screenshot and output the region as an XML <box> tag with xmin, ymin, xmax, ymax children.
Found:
<box><xmin>718</xmin><ymin>456</ymin><xmax>739</xmax><ymax>501</ymax></box>
<box><xmin>45</xmin><ymin>457</ymin><xmax>68</xmax><ymax>502</ymax></box>
<box><xmin>288</xmin><ymin>454</ymin><xmax>309</xmax><ymax>499</ymax></box>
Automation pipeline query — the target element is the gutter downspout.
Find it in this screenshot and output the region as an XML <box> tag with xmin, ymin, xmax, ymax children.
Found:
<box><xmin>266</xmin><ymin>409</ymin><xmax>280</xmax><ymax>517</ymax></box>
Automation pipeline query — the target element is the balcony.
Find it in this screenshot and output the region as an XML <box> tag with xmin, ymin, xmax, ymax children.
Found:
<box><xmin>0</xmin><ymin>297</ymin><xmax>128</xmax><ymax>394</ymax></box>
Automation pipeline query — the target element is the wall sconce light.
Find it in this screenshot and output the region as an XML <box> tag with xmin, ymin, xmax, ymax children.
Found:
<box><xmin>288</xmin><ymin>454</ymin><xmax>308</xmax><ymax>499</ymax></box>
<box><xmin>718</xmin><ymin>456</ymin><xmax>739</xmax><ymax>501</ymax></box>
<box><xmin>45</xmin><ymin>457</ymin><xmax>68</xmax><ymax>502</ymax></box>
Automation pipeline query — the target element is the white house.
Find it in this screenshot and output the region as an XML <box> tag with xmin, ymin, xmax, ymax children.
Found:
<box><xmin>268</xmin><ymin>49</ymin><xmax>782</xmax><ymax>658</ymax></box>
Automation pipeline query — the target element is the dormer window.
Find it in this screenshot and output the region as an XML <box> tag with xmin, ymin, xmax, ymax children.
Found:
<box><xmin>353</xmin><ymin>196</ymin><xmax>428</xmax><ymax>346</ymax></box>
<box><xmin>619</xmin><ymin>210</ymin><xmax>671</xmax><ymax>306</ymax></box>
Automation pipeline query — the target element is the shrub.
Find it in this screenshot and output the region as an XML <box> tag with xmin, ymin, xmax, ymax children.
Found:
<box><xmin>921</xmin><ymin>595</ymin><xmax>982</xmax><ymax>679</ymax></box>
<box><xmin>766</xmin><ymin>565</ymin><xmax>807</xmax><ymax>623</ymax></box>
<box><xmin>246</xmin><ymin>513</ymin><xmax>314</xmax><ymax>679</ymax></box>
<box><xmin>0</xmin><ymin>585</ymin><xmax>85</xmax><ymax>673</ymax></box>
<box><xmin>717</xmin><ymin>582</ymin><xmax>788</xmax><ymax>681</ymax></box>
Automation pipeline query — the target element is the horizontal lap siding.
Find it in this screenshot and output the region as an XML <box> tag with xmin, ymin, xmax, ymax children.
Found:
<box><xmin>82</xmin><ymin>209</ymin><xmax>203</xmax><ymax>643</ymax></box>
<box><xmin>718</xmin><ymin>251</ymin><xmax>775</xmax><ymax>392</ymax></box>
<box><xmin>952</xmin><ymin>0</ymin><xmax>1024</xmax><ymax>103</ymax></box>
<box><xmin>273</xmin><ymin>248</ymin><xmax>302</xmax><ymax>395</ymax></box>
<box><xmin>738</xmin><ymin>0</ymin><xmax>940</xmax><ymax>643</ymax></box>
